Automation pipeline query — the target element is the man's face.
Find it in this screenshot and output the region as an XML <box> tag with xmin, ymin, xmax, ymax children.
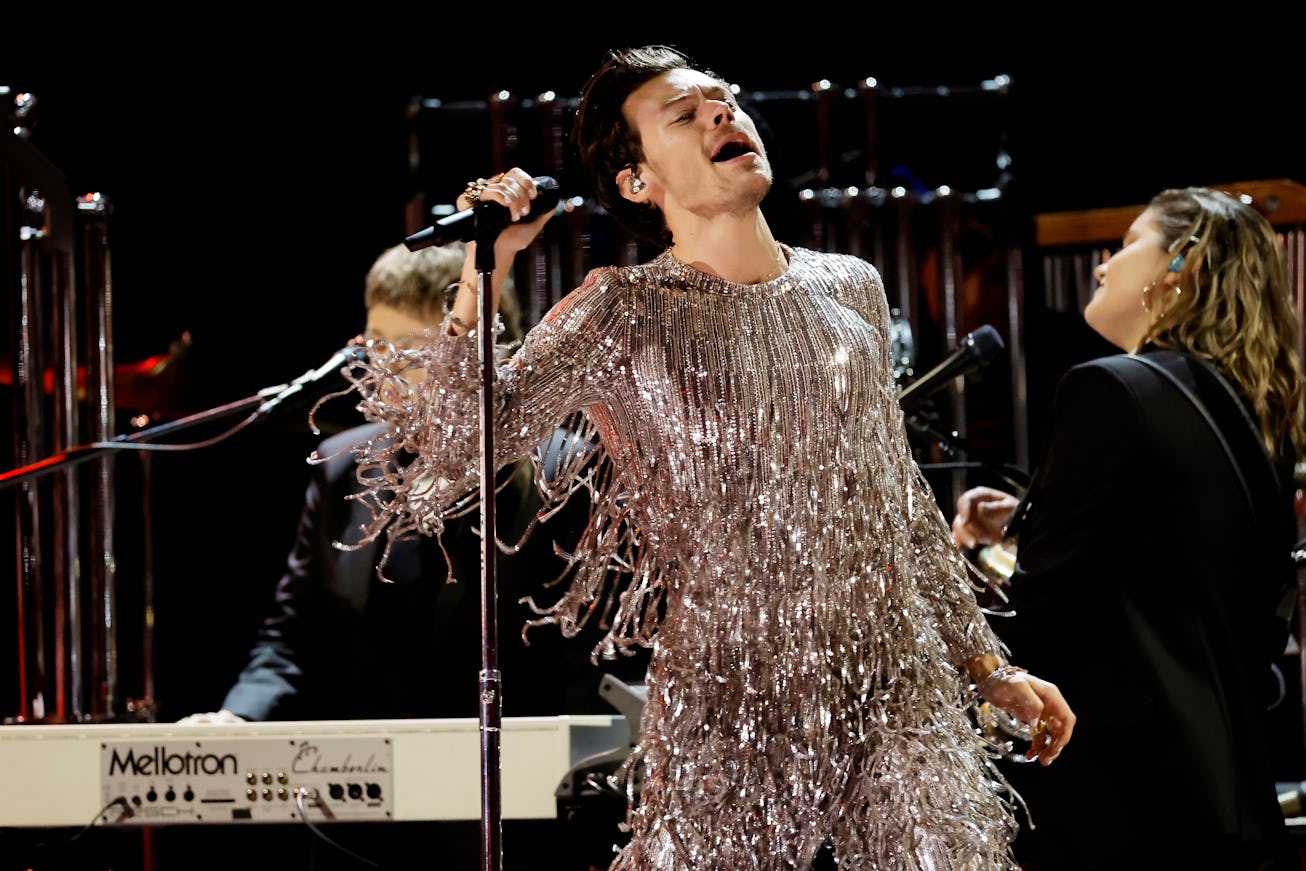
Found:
<box><xmin>621</xmin><ymin>68</ymin><xmax>772</xmax><ymax>223</ymax></box>
<box><xmin>365</xmin><ymin>302</ymin><xmax>439</xmax><ymax>391</ymax></box>
<box><xmin>364</xmin><ymin>302</ymin><xmax>437</xmax><ymax>350</ymax></box>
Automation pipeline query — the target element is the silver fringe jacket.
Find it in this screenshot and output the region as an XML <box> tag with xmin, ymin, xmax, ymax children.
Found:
<box><xmin>337</xmin><ymin>245</ymin><xmax>1022</xmax><ymax>870</ymax></box>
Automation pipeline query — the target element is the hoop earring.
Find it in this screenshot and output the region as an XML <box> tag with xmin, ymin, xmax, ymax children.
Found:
<box><xmin>1142</xmin><ymin>281</ymin><xmax>1181</xmax><ymax>319</ymax></box>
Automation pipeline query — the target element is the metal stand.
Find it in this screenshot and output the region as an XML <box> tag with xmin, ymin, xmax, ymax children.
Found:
<box><xmin>0</xmin><ymin>390</ymin><xmax>296</xmax><ymax>493</ymax></box>
<box><xmin>472</xmin><ymin>206</ymin><xmax>504</xmax><ymax>871</ymax></box>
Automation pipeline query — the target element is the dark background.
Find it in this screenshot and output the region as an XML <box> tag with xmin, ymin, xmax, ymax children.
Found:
<box><xmin>11</xmin><ymin>30</ymin><xmax>1305</xmax><ymax>378</ymax></box>
<box><xmin>5</xmin><ymin>22</ymin><xmax>1304</xmax><ymax>716</ymax></box>
<box><xmin>2</xmin><ymin>25</ymin><xmax>1306</xmax><ymax>866</ymax></box>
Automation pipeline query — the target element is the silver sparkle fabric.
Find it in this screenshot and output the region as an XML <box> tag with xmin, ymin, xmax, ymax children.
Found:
<box><xmin>340</xmin><ymin>245</ymin><xmax>1021</xmax><ymax>870</ymax></box>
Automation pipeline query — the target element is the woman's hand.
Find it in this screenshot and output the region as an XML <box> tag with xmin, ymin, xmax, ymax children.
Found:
<box><xmin>952</xmin><ymin>486</ymin><xmax>1019</xmax><ymax>549</ymax></box>
<box><xmin>978</xmin><ymin>666</ymin><xmax>1075</xmax><ymax>766</ymax></box>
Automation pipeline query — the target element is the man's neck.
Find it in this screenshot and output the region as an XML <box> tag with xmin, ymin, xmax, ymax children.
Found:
<box><xmin>667</xmin><ymin>211</ymin><xmax>786</xmax><ymax>284</ymax></box>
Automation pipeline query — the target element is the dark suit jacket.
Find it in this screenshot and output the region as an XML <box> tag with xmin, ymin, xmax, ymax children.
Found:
<box><xmin>221</xmin><ymin>422</ymin><xmax>648</xmax><ymax>721</ymax></box>
<box><xmin>994</xmin><ymin>348</ymin><xmax>1295</xmax><ymax>869</ymax></box>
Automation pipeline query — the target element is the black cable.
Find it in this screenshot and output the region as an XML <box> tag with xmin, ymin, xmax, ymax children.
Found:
<box><xmin>0</xmin><ymin>795</ymin><xmax>133</xmax><ymax>859</ymax></box>
<box><xmin>292</xmin><ymin>787</ymin><xmax>381</xmax><ymax>869</ymax></box>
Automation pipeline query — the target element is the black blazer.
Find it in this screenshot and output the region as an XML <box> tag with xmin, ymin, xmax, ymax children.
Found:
<box><xmin>221</xmin><ymin>422</ymin><xmax>648</xmax><ymax>721</ymax></box>
<box><xmin>994</xmin><ymin>348</ymin><xmax>1294</xmax><ymax>868</ymax></box>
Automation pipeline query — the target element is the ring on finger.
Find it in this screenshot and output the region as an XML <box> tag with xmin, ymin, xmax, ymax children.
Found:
<box><xmin>463</xmin><ymin>178</ymin><xmax>489</xmax><ymax>204</ymax></box>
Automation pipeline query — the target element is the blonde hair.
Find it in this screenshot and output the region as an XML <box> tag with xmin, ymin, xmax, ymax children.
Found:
<box><xmin>362</xmin><ymin>241</ymin><xmax>535</xmax><ymax>496</ymax></box>
<box><xmin>1144</xmin><ymin>187</ymin><xmax>1306</xmax><ymax>461</ymax></box>
<box><xmin>363</xmin><ymin>241</ymin><xmax>523</xmax><ymax>344</ymax></box>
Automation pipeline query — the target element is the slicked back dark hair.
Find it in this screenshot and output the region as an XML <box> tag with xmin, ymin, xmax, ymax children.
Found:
<box><xmin>571</xmin><ymin>45</ymin><xmax>718</xmax><ymax>248</ymax></box>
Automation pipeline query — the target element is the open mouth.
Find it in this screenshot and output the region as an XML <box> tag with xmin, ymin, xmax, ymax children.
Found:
<box><xmin>711</xmin><ymin>140</ymin><xmax>753</xmax><ymax>162</ymax></box>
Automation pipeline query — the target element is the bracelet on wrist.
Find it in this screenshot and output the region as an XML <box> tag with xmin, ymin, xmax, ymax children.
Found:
<box><xmin>976</xmin><ymin>664</ymin><xmax>1027</xmax><ymax>694</ymax></box>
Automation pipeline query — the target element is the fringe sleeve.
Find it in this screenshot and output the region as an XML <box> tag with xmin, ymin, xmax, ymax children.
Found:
<box><xmin>837</xmin><ymin>253</ymin><xmax>1010</xmax><ymax>670</ymax></box>
<box><xmin>905</xmin><ymin>468</ymin><xmax>1011</xmax><ymax>668</ymax></box>
<box><xmin>314</xmin><ymin>271</ymin><xmax>658</xmax><ymax>667</ymax></box>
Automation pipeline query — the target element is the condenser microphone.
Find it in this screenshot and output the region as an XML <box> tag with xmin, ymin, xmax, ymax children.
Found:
<box><xmin>404</xmin><ymin>176</ymin><xmax>562</xmax><ymax>251</ymax></box>
<box><xmin>897</xmin><ymin>324</ymin><xmax>1005</xmax><ymax>407</ymax></box>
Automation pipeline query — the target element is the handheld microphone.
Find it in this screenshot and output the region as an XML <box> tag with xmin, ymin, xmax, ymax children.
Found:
<box><xmin>897</xmin><ymin>324</ymin><xmax>1005</xmax><ymax>407</ymax></box>
<box><xmin>257</xmin><ymin>341</ymin><xmax>368</xmax><ymax>417</ymax></box>
<box><xmin>404</xmin><ymin>176</ymin><xmax>562</xmax><ymax>251</ymax></box>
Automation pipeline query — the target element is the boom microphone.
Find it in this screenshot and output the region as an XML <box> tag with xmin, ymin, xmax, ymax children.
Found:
<box><xmin>404</xmin><ymin>176</ymin><xmax>562</xmax><ymax>251</ymax></box>
<box><xmin>897</xmin><ymin>324</ymin><xmax>1005</xmax><ymax>407</ymax></box>
<box><xmin>256</xmin><ymin>340</ymin><xmax>368</xmax><ymax>417</ymax></box>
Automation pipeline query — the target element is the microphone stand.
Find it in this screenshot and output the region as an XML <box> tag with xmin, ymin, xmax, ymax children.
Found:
<box><xmin>904</xmin><ymin>409</ymin><xmax>968</xmax><ymax>458</ymax></box>
<box><xmin>0</xmin><ymin>343</ymin><xmax>365</xmax><ymax>492</ymax></box>
<box><xmin>906</xmin><ymin>410</ymin><xmax>1030</xmax><ymax>492</ymax></box>
<box><xmin>472</xmin><ymin>203</ymin><xmax>504</xmax><ymax>871</ymax></box>
<box><xmin>0</xmin><ymin>393</ymin><xmax>272</xmax><ymax>491</ymax></box>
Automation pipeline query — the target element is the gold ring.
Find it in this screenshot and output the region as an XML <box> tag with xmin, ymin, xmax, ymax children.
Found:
<box><xmin>463</xmin><ymin>177</ymin><xmax>489</xmax><ymax>204</ymax></box>
<box><xmin>1031</xmin><ymin>718</ymin><xmax>1048</xmax><ymax>737</ymax></box>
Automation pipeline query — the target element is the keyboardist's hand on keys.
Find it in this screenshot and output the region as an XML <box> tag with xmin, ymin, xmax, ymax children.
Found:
<box><xmin>176</xmin><ymin>709</ymin><xmax>247</xmax><ymax>725</ymax></box>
